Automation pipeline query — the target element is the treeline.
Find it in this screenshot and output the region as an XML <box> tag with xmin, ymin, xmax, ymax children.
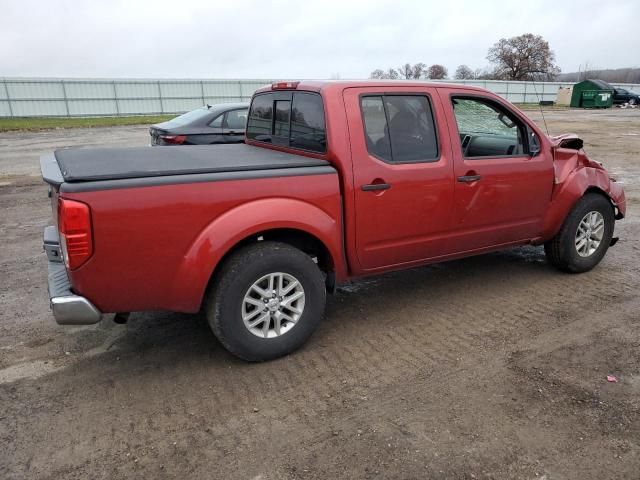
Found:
<box><xmin>370</xmin><ymin>63</ymin><xmax>449</xmax><ymax>80</ymax></box>
<box><xmin>557</xmin><ymin>68</ymin><xmax>640</xmax><ymax>84</ymax></box>
<box><xmin>370</xmin><ymin>34</ymin><xmax>561</xmax><ymax>81</ymax></box>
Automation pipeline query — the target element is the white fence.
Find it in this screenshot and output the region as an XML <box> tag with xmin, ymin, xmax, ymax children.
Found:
<box><xmin>1</xmin><ymin>77</ymin><xmax>639</xmax><ymax>117</ymax></box>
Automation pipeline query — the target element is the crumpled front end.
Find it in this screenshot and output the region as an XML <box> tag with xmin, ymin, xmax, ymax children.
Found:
<box><xmin>608</xmin><ymin>179</ymin><xmax>626</xmax><ymax>219</ymax></box>
<box><xmin>541</xmin><ymin>133</ymin><xmax>627</xmax><ymax>241</ymax></box>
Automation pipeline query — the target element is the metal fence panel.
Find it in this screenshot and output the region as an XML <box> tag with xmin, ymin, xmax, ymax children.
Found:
<box><xmin>0</xmin><ymin>101</ymin><xmax>11</xmax><ymax>116</ymax></box>
<box><xmin>114</xmin><ymin>82</ymin><xmax>160</xmax><ymax>99</ymax></box>
<box><xmin>10</xmin><ymin>99</ymin><xmax>68</xmax><ymax>116</ymax></box>
<box><xmin>117</xmin><ymin>98</ymin><xmax>163</xmax><ymax>115</ymax></box>
<box><xmin>240</xmin><ymin>81</ymin><xmax>269</xmax><ymax>96</ymax></box>
<box><xmin>204</xmin><ymin>95</ymin><xmax>248</xmax><ymax>105</ymax></box>
<box><xmin>161</xmin><ymin>98</ymin><xmax>204</xmax><ymax>112</ymax></box>
<box><xmin>1</xmin><ymin>77</ymin><xmax>639</xmax><ymax>117</ymax></box>
<box><xmin>6</xmin><ymin>81</ymin><xmax>66</xmax><ymax>99</ymax></box>
<box><xmin>67</xmin><ymin>99</ymin><xmax>118</xmax><ymax>116</ymax></box>
<box><xmin>64</xmin><ymin>81</ymin><xmax>115</xmax><ymax>99</ymax></box>
<box><xmin>203</xmin><ymin>81</ymin><xmax>244</xmax><ymax>99</ymax></box>
<box><xmin>160</xmin><ymin>82</ymin><xmax>202</xmax><ymax>98</ymax></box>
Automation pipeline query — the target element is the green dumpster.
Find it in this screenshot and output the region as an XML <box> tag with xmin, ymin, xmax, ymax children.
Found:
<box><xmin>570</xmin><ymin>79</ymin><xmax>615</xmax><ymax>108</ymax></box>
<box><xmin>580</xmin><ymin>90</ymin><xmax>597</xmax><ymax>108</ymax></box>
<box><xmin>592</xmin><ymin>90</ymin><xmax>613</xmax><ymax>107</ymax></box>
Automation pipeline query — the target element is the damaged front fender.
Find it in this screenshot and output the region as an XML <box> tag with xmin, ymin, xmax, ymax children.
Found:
<box><xmin>539</xmin><ymin>139</ymin><xmax>626</xmax><ymax>240</ymax></box>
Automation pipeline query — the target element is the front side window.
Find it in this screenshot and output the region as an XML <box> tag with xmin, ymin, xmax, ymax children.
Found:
<box><xmin>246</xmin><ymin>92</ymin><xmax>326</xmax><ymax>153</ymax></box>
<box><xmin>361</xmin><ymin>95</ymin><xmax>439</xmax><ymax>163</ymax></box>
<box><xmin>452</xmin><ymin>97</ymin><xmax>525</xmax><ymax>158</ymax></box>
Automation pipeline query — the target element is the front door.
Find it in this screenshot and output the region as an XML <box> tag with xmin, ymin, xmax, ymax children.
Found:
<box><xmin>439</xmin><ymin>90</ymin><xmax>554</xmax><ymax>252</ymax></box>
<box><xmin>343</xmin><ymin>86</ymin><xmax>455</xmax><ymax>271</ymax></box>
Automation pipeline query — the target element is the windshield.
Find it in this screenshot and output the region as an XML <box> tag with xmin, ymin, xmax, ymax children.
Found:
<box><xmin>163</xmin><ymin>107</ymin><xmax>211</xmax><ymax>127</ymax></box>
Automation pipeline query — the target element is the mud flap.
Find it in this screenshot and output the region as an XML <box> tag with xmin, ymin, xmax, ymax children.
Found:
<box><xmin>610</xmin><ymin>237</ymin><xmax>619</xmax><ymax>247</ymax></box>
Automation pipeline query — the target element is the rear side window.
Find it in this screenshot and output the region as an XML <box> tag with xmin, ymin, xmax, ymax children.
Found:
<box><xmin>246</xmin><ymin>95</ymin><xmax>273</xmax><ymax>140</ymax></box>
<box><xmin>361</xmin><ymin>95</ymin><xmax>438</xmax><ymax>163</ymax></box>
<box><xmin>290</xmin><ymin>93</ymin><xmax>326</xmax><ymax>152</ymax></box>
<box><xmin>223</xmin><ymin>109</ymin><xmax>248</xmax><ymax>129</ymax></box>
<box><xmin>247</xmin><ymin>92</ymin><xmax>326</xmax><ymax>153</ymax></box>
<box><xmin>209</xmin><ymin>114</ymin><xmax>223</xmax><ymax>128</ymax></box>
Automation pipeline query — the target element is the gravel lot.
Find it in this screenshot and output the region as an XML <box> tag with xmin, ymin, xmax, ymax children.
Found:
<box><xmin>1</xmin><ymin>110</ymin><xmax>639</xmax><ymax>479</ymax></box>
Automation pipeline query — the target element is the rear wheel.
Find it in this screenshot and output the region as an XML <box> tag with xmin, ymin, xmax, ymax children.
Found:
<box><xmin>205</xmin><ymin>241</ymin><xmax>326</xmax><ymax>361</ymax></box>
<box><xmin>544</xmin><ymin>193</ymin><xmax>615</xmax><ymax>273</ymax></box>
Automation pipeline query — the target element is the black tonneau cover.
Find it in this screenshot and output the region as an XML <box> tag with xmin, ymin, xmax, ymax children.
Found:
<box><xmin>53</xmin><ymin>144</ymin><xmax>329</xmax><ymax>183</ymax></box>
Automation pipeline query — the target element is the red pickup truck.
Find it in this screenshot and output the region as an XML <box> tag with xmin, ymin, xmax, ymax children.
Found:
<box><xmin>42</xmin><ymin>80</ymin><xmax>626</xmax><ymax>361</ymax></box>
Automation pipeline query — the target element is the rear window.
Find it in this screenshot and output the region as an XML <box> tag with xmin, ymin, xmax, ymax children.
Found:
<box><xmin>247</xmin><ymin>91</ymin><xmax>326</xmax><ymax>153</ymax></box>
<box><xmin>163</xmin><ymin>107</ymin><xmax>211</xmax><ymax>128</ymax></box>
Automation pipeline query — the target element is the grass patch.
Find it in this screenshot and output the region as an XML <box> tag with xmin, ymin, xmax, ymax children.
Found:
<box><xmin>513</xmin><ymin>103</ymin><xmax>570</xmax><ymax>111</ymax></box>
<box><xmin>0</xmin><ymin>115</ymin><xmax>175</xmax><ymax>132</ymax></box>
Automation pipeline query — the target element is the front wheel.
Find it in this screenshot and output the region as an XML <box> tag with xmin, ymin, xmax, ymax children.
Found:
<box><xmin>205</xmin><ymin>241</ymin><xmax>326</xmax><ymax>361</ymax></box>
<box><xmin>544</xmin><ymin>193</ymin><xmax>615</xmax><ymax>273</ymax></box>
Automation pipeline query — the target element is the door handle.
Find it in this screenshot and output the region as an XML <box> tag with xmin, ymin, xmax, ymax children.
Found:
<box><xmin>361</xmin><ymin>183</ymin><xmax>391</xmax><ymax>191</ymax></box>
<box><xmin>457</xmin><ymin>174</ymin><xmax>481</xmax><ymax>183</ymax></box>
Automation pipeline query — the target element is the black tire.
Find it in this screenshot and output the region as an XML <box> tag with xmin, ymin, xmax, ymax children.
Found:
<box><xmin>544</xmin><ymin>193</ymin><xmax>615</xmax><ymax>273</ymax></box>
<box><xmin>205</xmin><ymin>241</ymin><xmax>326</xmax><ymax>361</ymax></box>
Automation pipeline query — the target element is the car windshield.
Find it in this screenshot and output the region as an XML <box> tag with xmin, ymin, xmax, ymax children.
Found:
<box><xmin>163</xmin><ymin>107</ymin><xmax>211</xmax><ymax>127</ymax></box>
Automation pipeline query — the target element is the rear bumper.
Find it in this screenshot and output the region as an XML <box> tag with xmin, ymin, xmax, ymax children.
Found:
<box><xmin>44</xmin><ymin>226</ymin><xmax>102</xmax><ymax>325</ymax></box>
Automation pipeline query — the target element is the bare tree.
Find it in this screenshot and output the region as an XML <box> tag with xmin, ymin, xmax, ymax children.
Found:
<box><xmin>372</xmin><ymin>64</ymin><xmax>426</xmax><ymax>80</ymax></box>
<box><xmin>411</xmin><ymin>63</ymin><xmax>427</xmax><ymax>79</ymax></box>
<box><xmin>474</xmin><ymin>67</ymin><xmax>501</xmax><ymax>80</ymax></box>
<box><xmin>454</xmin><ymin>65</ymin><xmax>475</xmax><ymax>80</ymax></box>
<box><xmin>384</xmin><ymin>68</ymin><xmax>400</xmax><ymax>80</ymax></box>
<box><xmin>369</xmin><ymin>68</ymin><xmax>400</xmax><ymax>80</ymax></box>
<box><xmin>393</xmin><ymin>63</ymin><xmax>427</xmax><ymax>79</ymax></box>
<box><xmin>427</xmin><ymin>64</ymin><xmax>448</xmax><ymax>80</ymax></box>
<box><xmin>487</xmin><ymin>33</ymin><xmax>560</xmax><ymax>81</ymax></box>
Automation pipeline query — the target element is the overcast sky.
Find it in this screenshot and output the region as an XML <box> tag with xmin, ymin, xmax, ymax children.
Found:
<box><xmin>1</xmin><ymin>0</ymin><xmax>638</xmax><ymax>79</ymax></box>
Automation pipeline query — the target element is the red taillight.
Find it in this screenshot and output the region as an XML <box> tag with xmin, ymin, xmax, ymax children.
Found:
<box><xmin>271</xmin><ymin>81</ymin><xmax>299</xmax><ymax>90</ymax></box>
<box><xmin>160</xmin><ymin>135</ymin><xmax>187</xmax><ymax>145</ymax></box>
<box><xmin>58</xmin><ymin>199</ymin><xmax>93</xmax><ymax>270</ymax></box>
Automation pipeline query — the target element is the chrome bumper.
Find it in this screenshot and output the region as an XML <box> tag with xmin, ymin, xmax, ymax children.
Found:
<box><xmin>45</xmin><ymin>226</ymin><xmax>102</xmax><ymax>325</ymax></box>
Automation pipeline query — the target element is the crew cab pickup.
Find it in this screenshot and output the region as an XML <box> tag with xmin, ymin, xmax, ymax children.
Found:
<box><xmin>41</xmin><ymin>80</ymin><xmax>626</xmax><ymax>361</ymax></box>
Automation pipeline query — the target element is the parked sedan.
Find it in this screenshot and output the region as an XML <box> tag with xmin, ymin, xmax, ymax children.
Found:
<box><xmin>613</xmin><ymin>88</ymin><xmax>640</xmax><ymax>105</ymax></box>
<box><xmin>150</xmin><ymin>103</ymin><xmax>249</xmax><ymax>145</ymax></box>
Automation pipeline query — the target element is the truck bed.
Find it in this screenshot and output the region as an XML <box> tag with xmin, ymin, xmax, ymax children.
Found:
<box><xmin>43</xmin><ymin>144</ymin><xmax>330</xmax><ymax>185</ymax></box>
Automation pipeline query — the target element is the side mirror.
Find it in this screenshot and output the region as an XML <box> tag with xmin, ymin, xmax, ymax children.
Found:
<box><xmin>528</xmin><ymin>129</ymin><xmax>541</xmax><ymax>156</ymax></box>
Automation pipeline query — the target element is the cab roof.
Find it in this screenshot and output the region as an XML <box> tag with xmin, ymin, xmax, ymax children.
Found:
<box><xmin>254</xmin><ymin>80</ymin><xmax>489</xmax><ymax>95</ymax></box>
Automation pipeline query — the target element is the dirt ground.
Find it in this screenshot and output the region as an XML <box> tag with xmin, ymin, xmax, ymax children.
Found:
<box><xmin>0</xmin><ymin>109</ymin><xmax>638</xmax><ymax>479</ymax></box>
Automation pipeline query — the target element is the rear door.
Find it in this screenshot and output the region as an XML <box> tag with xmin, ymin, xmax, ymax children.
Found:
<box><xmin>439</xmin><ymin>89</ymin><xmax>554</xmax><ymax>252</ymax></box>
<box><xmin>197</xmin><ymin>113</ymin><xmax>225</xmax><ymax>144</ymax></box>
<box><xmin>222</xmin><ymin>108</ymin><xmax>248</xmax><ymax>143</ymax></box>
<box><xmin>343</xmin><ymin>86</ymin><xmax>455</xmax><ymax>271</ymax></box>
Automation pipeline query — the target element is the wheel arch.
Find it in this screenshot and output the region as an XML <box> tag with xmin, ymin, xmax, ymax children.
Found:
<box><xmin>541</xmin><ymin>167</ymin><xmax>621</xmax><ymax>240</ymax></box>
<box><xmin>168</xmin><ymin>198</ymin><xmax>345</xmax><ymax>312</ymax></box>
